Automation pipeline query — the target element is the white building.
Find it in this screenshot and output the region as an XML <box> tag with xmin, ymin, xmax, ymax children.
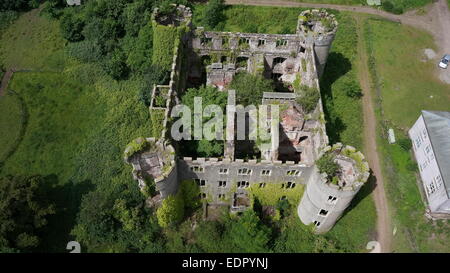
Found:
<box><xmin>409</xmin><ymin>110</ymin><xmax>450</xmax><ymax>214</ymax></box>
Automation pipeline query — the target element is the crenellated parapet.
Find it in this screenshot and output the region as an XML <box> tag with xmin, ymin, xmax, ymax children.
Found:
<box><xmin>297</xmin><ymin>9</ymin><xmax>338</xmax><ymax>77</ymax></box>
<box><xmin>297</xmin><ymin>143</ymin><xmax>370</xmax><ymax>233</ymax></box>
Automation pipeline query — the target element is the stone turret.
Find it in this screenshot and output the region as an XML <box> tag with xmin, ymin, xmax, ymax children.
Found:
<box><xmin>297</xmin><ymin>9</ymin><xmax>338</xmax><ymax>77</ymax></box>
<box><xmin>124</xmin><ymin>138</ymin><xmax>179</xmax><ymax>198</ymax></box>
<box><xmin>297</xmin><ymin>143</ymin><xmax>370</xmax><ymax>233</ymax></box>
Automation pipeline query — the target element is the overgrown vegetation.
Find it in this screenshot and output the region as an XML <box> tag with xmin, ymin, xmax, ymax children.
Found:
<box><xmin>320</xmin><ymin>13</ymin><xmax>364</xmax><ymax>149</ymax></box>
<box><xmin>0</xmin><ymin>4</ymin><xmax>376</xmax><ymax>253</ymax></box>
<box><xmin>295</xmin><ymin>85</ymin><xmax>320</xmax><ymax>113</ymax></box>
<box><xmin>179</xmin><ymin>85</ymin><xmax>227</xmax><ymax>158</ymax></box>
<box><xmin>316</xmin><ymin>153</ymin><xmax>341</xmax><ymax>180</ymax></box>
<box><xmin>364</xmin><ymin>17</ymin><xmax>450</xmax><ymax>252</ymax></box>
<box><xmin>0</xmin><ymin>175</ymin><xmax>55</xmax><ymax>253</ymax></box>
<box><xmin>229</xmin><ymin>72</ymin><xmax>274</xmax><ymax>106</ymax></box>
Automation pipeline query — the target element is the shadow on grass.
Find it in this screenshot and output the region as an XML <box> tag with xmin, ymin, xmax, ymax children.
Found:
<box><xmin>319</xmin><ymin>52</ymin><xmax>352</xmax><ymax>144</ymax></box>
<box><xmin>38</xmin><ymin>174</ymin><xmax>94</xmax><ymax>253</ymax></box>
<box><xmin>338</xmin><ymin>169</ymin><xmax>376</xmax><ymax>223</ymax></box>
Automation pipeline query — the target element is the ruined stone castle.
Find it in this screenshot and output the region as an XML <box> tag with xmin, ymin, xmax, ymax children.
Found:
<box><xmin>124</xmin><ymin>5</ymin><xmax>370</xmax><ymax>233</ymax></box>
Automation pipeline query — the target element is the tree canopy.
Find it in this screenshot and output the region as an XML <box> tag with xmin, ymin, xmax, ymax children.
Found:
<box><xmin>229</xmin><ymin>72</ymin><xmax>274</xmax><ymax>106</ymax></box>
<box><xmin>0</xmin><ymin>175</ymin><xmax>55</xmax><ymax>252</ymax></box>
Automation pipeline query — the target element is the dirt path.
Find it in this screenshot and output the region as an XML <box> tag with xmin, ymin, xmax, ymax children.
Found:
<box><xmin>226</xmin><ymin>0</ymin><xmax>450</xmax><ymax>83</ymax></box>
<box><xmin>354</xmin><ymin>15</ymin><xmax>392</xmax><ymax>253</ymax></box>
<box><xmin>0</xmin><ymin>69</ymin><xmax>14</xmax><ymax>97</ymax></box>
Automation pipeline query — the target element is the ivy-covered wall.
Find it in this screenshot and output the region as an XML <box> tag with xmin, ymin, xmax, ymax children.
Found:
<box><xmin>151</xmin><ymin>21</ymin><xmax>189</xmax><ymax>72</ymax></box>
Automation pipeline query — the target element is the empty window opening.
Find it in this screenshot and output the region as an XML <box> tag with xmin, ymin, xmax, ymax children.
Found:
<box><xmin>238</xmin><ymin>168</ymin><xmax>252</xmax><ymax>175</ymax></box>
<box><xmin>286</xmin><ymin>170</ymin><xmax>301</xmax><ymax>176</ymax></box>
<box><xmin>319</xmin><ymin>209</ymin><xmax>328</xmax><ymax>216</ymax></box>
<box><xmin>218</xmin><ymin>181</ymin><xmax>227</xmax><ymax>188</ymax></box>
<box><xmin>237</xmin><ymin>181</ymin><xmax>250</xmax><ymax>188</ymax></box>
<box><xmin>191</xmin><ymin>166</ymin><xmax>204</xmax><ymax>173</ymax></box>
<box><xmin>239</xmin><ymin>37</ymin><xmax>250</xmax><ymax>46</ymax></box>
<box><xmin>271</xmin><ymin>73</ymin><xmax>282</xmax><ymax>82</ymax></box>
<box><xmin>219</xmin><ymin>168</ymin><xmax>229</xmax><ymax>174</ymax></box>
<box><xmin>300</xmin><ymin>46</ymin><xmax>306</xmax><ymax>53</ymax></box>
<box><xmin>201</xmin><ymin>55</ymin><xmax>212</xmax><ymax>66</ymax></box>
<box><xmin>236</xmin><ymin>56</ymin><xmax>248</xmax><ymax>68</ymax></box>
<box><xmin>195</xmin><ymin>179</ymin><xmax>206</xmax><ymax>187</ymax></box>
<box><xmin>313</xmin><ymin>221</ymin><xmax>321</xmax><ymax>227</ymax></box>
<box><xmin>218</xmin><ymin>194</ymin><xmax>225</xmax><ymax>199</ymax></box>
<box><xmin>276</xmin><ymin>39</ymin><xmax>288</xmax><ymax>47</ymax></box>
<box><xmin>259</xmin><ymin>182</ymin><xmax>266</xmax><ymax>188</ymax></box>
<box><xmin>199</xmin><ymin>193</ymin><xmax>207</xmax><ymax>199</ymax></box>
<box><xmin>299</xmin><ymin>136</ymin><xmax>308</xmax><ymax>142</ymax></box>
<box><xmin>327</xmin><ymin>196</ymin><xmax>337</xmax><ymax>204</ymax></box>
<box><xmin>280</xmin><ymin>196</ymin><xmax>287</xmax><ymax>201</ymax></box>
<box><xmin>201</xmin><ymin>37</ymin><xmax>212</xmax><ymax>46</ymax></box>
<box><xmin>287</xmin><ymin>182</ymin><xmax>296</xmax><ymax>189</ymax></box>
<box><xmin>222</xmin><ymin>37</ymin><xmax>228</xmax><ymax>47</ymax></box>
<box><xmin>261</xmin><ymin>169</ymin><xmax>271</xmax><ymax>176</ymax></box>
<box><xmin>258</xmin><ymin>39</ymin><xmax>266</xmax><ymax>47</ymax></box>
<box><xmin>221</xmin><ymin>56</ymin><xmax>227</xmax><ymax>63</ymax></box>
<box><xmin>273</xmin><ymin>57</ymin><xmax>286</xmax><ymax>65</ymax></box>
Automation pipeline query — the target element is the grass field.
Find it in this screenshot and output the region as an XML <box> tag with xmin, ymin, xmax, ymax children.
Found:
<box><xmin>247</xmin><ymin>0</ymin><xmax>433</xmax><ymax>12</ymax></box>
<box><xmin>193</xmin><ymin>5</ymin><xmax>307</xmax><ymax>33</ymax></box>
<box><xmin>0</xmin><ymin>91</ymin><xmax>24</xmax><ymax>162</ymax></box>
<box><xmin>0</xmin><ymin>6</ymin><xmax>376</xmax><ymax>252</ymax></box>
<box><xmin>365</xmin><ymin>19</ymin><xmax>450</xmax><ymax>130</ymax></box>
<box><xmin>0</xmin><ymin>9</ymin><xmax>153</xmax><ymax>252</ymax></box>
<box><xmin>0</xmin><ymin>9</ymin><xmax>65</xmax><ymax>70</ymax></box>
<box><xmin>364</xmin><ymin>17</ymin><xmax>450</xmax><ymax>252</ymax></box>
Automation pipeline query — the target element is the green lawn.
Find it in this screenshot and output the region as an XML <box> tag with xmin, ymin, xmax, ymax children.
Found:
<box><xmin>193</xmin><ymin>5</ymin><xmax>307</xmax><ymax>33</ymax></box>
<box><xmin>247</xmin><ymin>0</ymin><xmax>432</xmax><ymax>12</ymax></box>
<box><xmin>0</xmin><ymin>91</ymin><xmax>23</xmax><ymax>162</ymax></box>
<box><xmin>0</xmin><ymin>5</ymin><xmax>376</xmax><ymax>252</ymax></box>
<box><xmin>0</xmin><ymin>9</ymin><xmax>65</xmax><ymax>70</ymax></box>
<box><xmin>0</xmin><ymin>9</ymin><xmax>153</xmax><ymax>252</ymax></box>
<box><xmin>365</xmin><ymin>19</ymin><xmax>450</xmax><ymax>129</ymax></box>
<box><xmin>364</xmin><ymin>17</ymin><xmax>450</xmax><ymax>252</ymax></box>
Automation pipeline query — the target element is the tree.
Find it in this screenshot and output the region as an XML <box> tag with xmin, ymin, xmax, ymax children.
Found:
<box><xmin>180</xmin><ymin>85</ymin><xmax>228</xmax><ymax>157</ymax></box>
<box><xmin>202</xmin><ymin>0</ymin><xmax>225</xmax><ymax>29</ymax></box>
<box><xmin>316</xmin><ymin>153</ymin><xmax>341</xmax><ymax>179</ymax></box>
<box><xmin>0</xmin><ymin>175</ymin><xmax>55</xmax><ymax>252</ymax></box>
<box><xmin>229</xmin><ymin>72</ymin><xmax>274</xmax><ymax>106</ymax></box>
<box><xmin>156</xmin><ymin>194</ymin><xmax>184</xmax><ymax>228</ymax></box>
<box><xmin>72</xmin><ymin>183</ymin><xmax>164</xmax><ymax>253</ymax></box>
<box><xmin>102</xmin><ymin>48</ymin><xmax>129</xmax><ymax>80</ymax></box>
<box><xmin>295</xmin><ymin>85</ymin><xmax>320</xmax><ymax>113</ymax></box>
<box><xmin>124</xmin><ymin>24</ymin><xmax>153</xmax><ymax>73</ymax></box>
<box><xmin>225</xmin><ymin>210</ymin><xmax>271</xmax><ymax>252</ymax></box>
<box><xmin>60</xmin><ymin>11</ymin><xmax>85</xmax><ymax>42</ymax></box>
<box><xmin>343</xmin><ymin>78</ymin><xmax>362</xmax><ymax>98</ymax></box>
<box><xmin>0</xmin><ymin>0</ymin><xmax>29</xmax><ymax>11</ymax></box>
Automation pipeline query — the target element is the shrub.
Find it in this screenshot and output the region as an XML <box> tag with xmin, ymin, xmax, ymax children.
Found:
<box><xmin>102</xmin><ymin>49</ymin><xmax>130</xmax><ymax>80</ymax></box>
<box><xmin>295</xmin><ymin>85</ymin><xmax>320</xmax><ymax>113</ymax></box>
<box><xmin>60</xmin><ymin>11</ymin><xmax>85</xmax><ymax>42</ymax></box>
<box><xmin>397</xmin><ymin>138</ymin><xmax>412</xmax><ymax>151</ymax></box>
<box><xmin>65</xmin><ymin>40</ymin><xmax>103</xmax><ymax>63</ymax></box>
<box><xmin>344</xmin><ymin>78</ymin><xmax>363</xmax><ymax>98</ymax></box>
<box><xmin>156</xmin><ymin>194</ymin><xmax>184</xmax><ymax>228</ymax></box>
<box><xmin>382</xmin><ymin>1</ymin><xmax>404</xmax><ymax>14</ymax></box>
<box><xmin>316</xmin><ymin>154</ymin><xmax>341</xmax><ymax>179</ymax></box>
<box><xmin>124</xmin><ymin>137</ymin><xmax>149</xmax><ymax>159</ymax></box>
<box><xmin>202</xmin><ymin>0</ymin><xmax>225</xmax><ymax>29</ymax></box>
<box><xmin>229</xmin><ymin>72</ymin><xmax>274</xmax><ymax>106</ymax></box>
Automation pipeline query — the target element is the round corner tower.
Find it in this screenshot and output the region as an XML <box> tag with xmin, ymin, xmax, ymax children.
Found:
<box><xmin>297</xmin><ymin>9</ymin><xmax>338</xmax><ymax>78</ymax></box>
<box><xmin>298</xmin><ymin>143</ymin><xmax>370</xmax><ymax>233</ymax></box>
<box><xmin>124</xmin><ymin>137</ymin><xmax>179</xmax><ymax>199</ymax></box>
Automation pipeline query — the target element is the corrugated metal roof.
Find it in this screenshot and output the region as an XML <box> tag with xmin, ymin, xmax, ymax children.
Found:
<box><xmin>422</xmin><ymin>110</ymin><xmax>450</xmax><ymax>196</ymax></box>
